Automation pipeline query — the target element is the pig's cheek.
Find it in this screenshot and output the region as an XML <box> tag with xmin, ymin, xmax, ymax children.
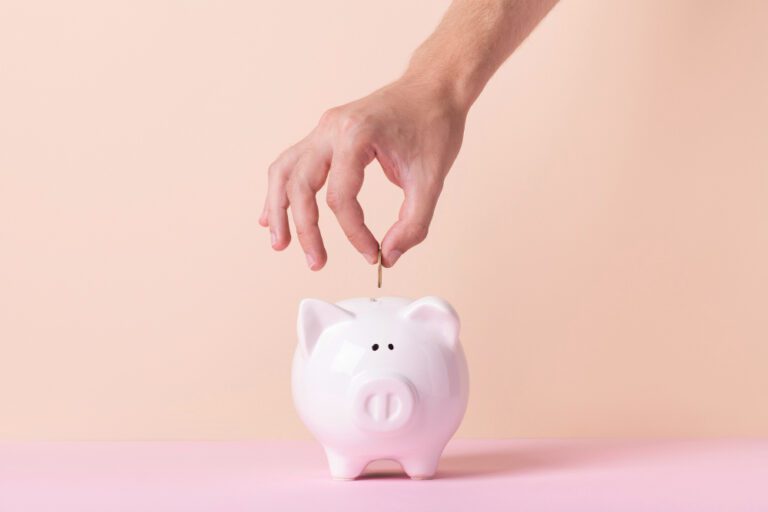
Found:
<box><xmin>329</xmin><ymin>343</ymin><xmax>367</xmax><ymax>375</ymax></box>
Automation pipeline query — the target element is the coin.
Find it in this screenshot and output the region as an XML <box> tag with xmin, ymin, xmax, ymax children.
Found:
<box><xmin>377</xmin><ymin>246</ymin><xmax>382</xmax><ymax>289</ymax></box>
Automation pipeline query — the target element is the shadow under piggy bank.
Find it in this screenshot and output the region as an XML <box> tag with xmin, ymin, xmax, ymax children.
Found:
<box><xmin>357</xmin><ymin>440</ymin><xmax>668</xmax><ymax>480</ymax></box>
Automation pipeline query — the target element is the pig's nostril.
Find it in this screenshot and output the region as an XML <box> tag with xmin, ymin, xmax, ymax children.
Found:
<box><xmin>372</xmin><ymin>343</ymin><xmax>379</xmax><ymax>351</ymax></box>
<box><xmin>351</xmin><ymin>374</ymin><xmax>416</xmax><ymax>432</ymax></box>
<box><xmin>388</xmin><ymin>343</ymin><xmax>394</xmax><ymax>350</ymax></box>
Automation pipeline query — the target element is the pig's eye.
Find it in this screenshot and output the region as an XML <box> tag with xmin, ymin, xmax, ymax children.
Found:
<box><xmin>388</xmin><ymin>343</ymin><xmax>394</xmax><ymax>350</ymax></box>
<box><xmin>371</xmin><ymin>343</ymin><xmax>379</xmax><ymax>351</ymax></box>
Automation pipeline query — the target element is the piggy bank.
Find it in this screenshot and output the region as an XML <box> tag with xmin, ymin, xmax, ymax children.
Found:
<box><xmin>292</xmin><ymin>296</ymin><xmax>469</xmax><ymax>480</ymax></box>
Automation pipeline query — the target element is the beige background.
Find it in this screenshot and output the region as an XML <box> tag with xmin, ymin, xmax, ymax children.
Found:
<box><xmin>1</xmin><ymin>0</ymin><xmax>767</xmax><ymax>439</ymax></box>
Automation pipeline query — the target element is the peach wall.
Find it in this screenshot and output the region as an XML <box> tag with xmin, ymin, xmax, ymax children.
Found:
<box><xmin>1</xmin><ymin>0</ymin><xmax>767</xmax><ymax>439</ymax></box>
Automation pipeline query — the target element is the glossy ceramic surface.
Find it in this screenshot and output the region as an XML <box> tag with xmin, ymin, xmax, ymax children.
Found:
<box><xmin>292</xmin><ymin>296</ymin><xmax>469</xmax><ymax>480</ymax></box>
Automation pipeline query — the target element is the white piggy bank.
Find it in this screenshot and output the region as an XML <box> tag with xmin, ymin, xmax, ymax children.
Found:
<box><xmin>292</xmin><ymin>296</ymin><xmax>469</xmax><ymax>480</ymax></box>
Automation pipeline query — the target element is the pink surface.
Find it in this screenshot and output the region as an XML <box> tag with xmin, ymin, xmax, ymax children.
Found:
<box><xmin>1</xmin><ymin>439</ymin><xmax>767</xmax><ymax>511</ymax></box>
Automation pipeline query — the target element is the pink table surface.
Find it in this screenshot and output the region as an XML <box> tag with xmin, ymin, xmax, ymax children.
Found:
<box><xmin>1</xmin><ymin>439</ymin><xmax>766</xmax><ymax>512</ymax></box>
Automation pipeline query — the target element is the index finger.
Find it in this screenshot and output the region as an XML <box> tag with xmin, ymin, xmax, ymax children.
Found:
<box><xmin>325</xmin><ymin>144</ymin><xmax>379</xmax><ymax>264</ymax></box>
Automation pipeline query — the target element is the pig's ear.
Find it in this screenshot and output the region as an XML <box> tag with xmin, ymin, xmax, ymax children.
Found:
<box><xmin>297</xmin><ymin>299</ymin><xmax>355</xmax><ymax>356</ymax></box>
<box><xmin>402</xmin><ymin>296</ymin><xmax>460</xmax><ymax>348</ymax></box>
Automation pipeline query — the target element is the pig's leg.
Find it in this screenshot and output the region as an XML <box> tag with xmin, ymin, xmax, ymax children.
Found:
<box><xmin>324</xmin><ymin>448</ymin><xmax>368</xmax><ymax>480</ymax></box>
<box><xmin>400</xmin><ymin>452</ymin><xmax>441</xmax><ymax>480</ymax></box>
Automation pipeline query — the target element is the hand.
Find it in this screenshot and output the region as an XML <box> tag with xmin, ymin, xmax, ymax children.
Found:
<box><xmin>259</xmin><ymin>78</ymin><xmax>467</xmax><ymax>270</ymax></box>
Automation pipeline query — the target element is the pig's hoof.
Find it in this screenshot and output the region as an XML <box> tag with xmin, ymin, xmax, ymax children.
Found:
<box><xmin>401</xmin><ymin>456</ymin><xmax>439</xmax><ymax>480</ymax></box>
<box><xmin>325</xmin><ymin>450</ymin><xmax>367</xmax><ymax>480</ymax></box>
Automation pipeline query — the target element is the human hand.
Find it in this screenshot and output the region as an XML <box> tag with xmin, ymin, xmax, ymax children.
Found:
<box><xmin>259</xmin><ymin>78</ymin><xmax>467</xmax><ymax>270</ymax></box>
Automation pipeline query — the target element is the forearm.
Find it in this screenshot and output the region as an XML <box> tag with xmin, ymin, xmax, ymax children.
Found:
<box><xmin>402</xmin><ymin>0</ymin><xmax>558</xmax><ymax>112</ymax></box>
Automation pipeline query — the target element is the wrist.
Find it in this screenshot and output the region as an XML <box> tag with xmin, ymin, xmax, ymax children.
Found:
<box><xmin>399</xmin><ymin>58</ymin><xmax>480</xmax><ymax>116</ymax></box>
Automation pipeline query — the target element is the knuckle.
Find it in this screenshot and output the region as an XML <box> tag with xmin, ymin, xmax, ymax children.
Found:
<box><xmin>325</xmin><ymin>190</ymin><xmax>347</xmax><ymax>211</ymax></box>
<box><xmin>319</xmin><ymin>108</ymin><xmax>340</xmax><ymax>127</ymax></box>
<box><xmin>274</xmin><ymin>195</ymin><xmax>289</xmax><ymax>209</ymax></box>
<box><xmin>329</xmin><ymin>110</ymin><xmax>366</xmax><ymax>133</ymax></box>
<box><xmin>405</xmin><ymin>222</ymin><xmax>429</xmax><ymax>244</ymax></box>
<box><xmin>340</xmin><ymin>115</ymin><xmax>375</xmax><ymax>144</ymax></box>
<box><xmin>337</xmin><ymin>112</ymin><xmax>362</xmax><ymax>134</ymax></box>
<box><xmin>295</xmin><ymin>227</ymin><xmax>317</xmax><ymax>245</ymax></box>
<box><xmin>319</xmin><ymin>108</ymin><xmax>376</xmax><ymax>144</ymax></box>
<box><xmin>325</xmin><ymin>193</ymin><xmax>339</xmax><ymax>211</ymax></box>
<box><xmin>267</xmin><ymin>161</ymin><xmax>281</xmax><ymax>178</ymax></box>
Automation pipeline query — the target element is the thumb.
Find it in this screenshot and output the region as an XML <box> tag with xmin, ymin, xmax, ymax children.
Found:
<box><xmin>380</xmin><ymin>179</ymin><xmax>442</xmax><ymax>267</ymax></box>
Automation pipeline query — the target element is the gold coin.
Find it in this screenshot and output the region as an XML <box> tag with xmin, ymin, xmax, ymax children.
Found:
<box><xmin>377</xmin><ymin>246</ymin><xmax>382</xmax><ymax>289</ymax></box>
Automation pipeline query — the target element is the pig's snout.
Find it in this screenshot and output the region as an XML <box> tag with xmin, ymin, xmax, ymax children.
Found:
<box><xmin>351</xmin><ymin>372</ymin><xmax>416</xmax><ymax>433</ymax></box>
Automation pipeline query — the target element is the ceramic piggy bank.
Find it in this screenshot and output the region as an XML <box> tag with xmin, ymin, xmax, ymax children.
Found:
<box><xmin>292</xmin><ymin>296</ymin><xmax>469</xmax><ymax>480</ymax></box>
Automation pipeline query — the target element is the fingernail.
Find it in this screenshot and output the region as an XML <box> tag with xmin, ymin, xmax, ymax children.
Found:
<box><xmin>305</xmin><ymin>252</ymin><xmax>317</xmax><ymax>269</ymax></box>
<box><xmin>388</xmin><ymin>250</ymin><xmax>403</xmax><ymax>266</ymax></box>
<box><xmin>270</xmin><ymin>231</ymin><xmax>277</xmax><ymax>247</ymax></box>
